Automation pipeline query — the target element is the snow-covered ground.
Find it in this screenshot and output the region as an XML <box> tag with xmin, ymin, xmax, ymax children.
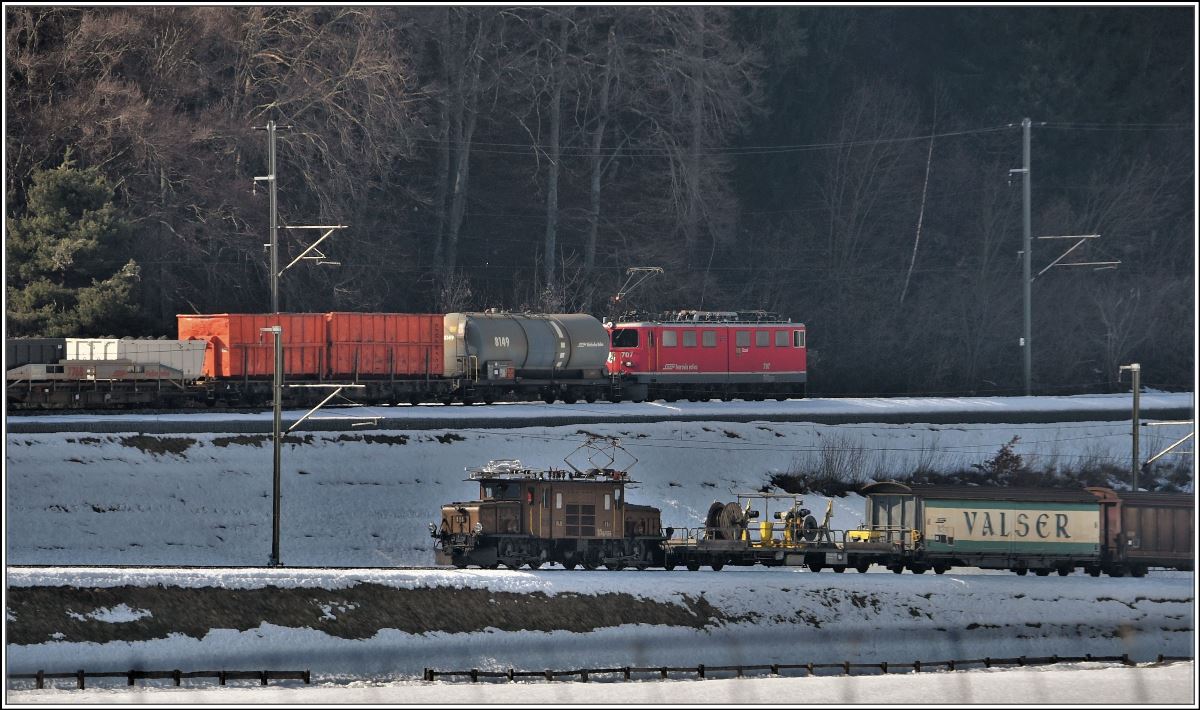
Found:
<box><xmin>5</xmin><ymin>396</ymin><xmax>1195</xmax><ymax>703</ymax></box>
<box><xmin>6</xmin><ymin>661</ymin><xmax>1195</xmax><ymax>705</ymax></box>
<box><xmin>6</xmin><ymin>566</ymin><xmax>1194</xmax><ymax>689</ymax></box>
<box><xmin>5</xmin><ymin>414</ymin><xmax>1194</xmax><ymax>566</ymax></box>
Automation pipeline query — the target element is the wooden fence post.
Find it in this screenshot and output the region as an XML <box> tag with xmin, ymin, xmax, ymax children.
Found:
<box><xmin>173</xmin><ymin>670</ymin><xmax>182</xmax><ymax>686</ymax></box>
<box><xmin>77</xmin><ymin>670</ymin><xmax>85</xmax><ymax>690</ymax></box>
<box><xmin>35</xmin><ymin>670</ymin><xmax>44</xmax><ymax>689</ymax></box>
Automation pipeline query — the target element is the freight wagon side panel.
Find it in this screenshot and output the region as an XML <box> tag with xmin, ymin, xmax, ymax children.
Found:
<box><xmin>1121</xmin><ymin>500</ymin><xmax>1194</xmax><ymax>566</ymax></box>
<box><xmin>922</xmin><ymin>499</ymin><xmax>1100</xmax><ymax>556</ymax></box>
<box><xmin>326</xmin><ymin>313</ymin><xmax>442</xmax><ymax>378</ymax></box>
<box><xmin>5</xmin><ymin>338</ymin><xmax>67</xmax><ymax>371</ymax></box>
<box><xmin>177</xmin><ymin>315</ymin><xmax>231</xmax><ymax>378</ymax></box>
<box><xmin>178</xmin><ymin>314</ymin><xmax>326</xmax><ymax>378</ymax></box>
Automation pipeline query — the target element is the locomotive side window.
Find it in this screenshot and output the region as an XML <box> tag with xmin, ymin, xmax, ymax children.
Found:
<box><xmin>775</xmin><ymin>330</ymin><xmax>789</xmax><ymax>347</ymax></box>
<box><xmin>662</xmin><ymin>330</ymin><xmax>677</xmax><ymax>347</ymax></box>
<box><xmin>702</xmin><ymin>331</ymin><xmax>716</xmax><ymax>347</ymax></box>
<box><xmin>793</xmin><ymin>330</ymin><xmax>806</xmax><ymax>348</ymax></box>
<box><xmin>735</xmin><ymin>331</ymin><xmax>750</xmax><ymax>347</ymax></box>
<box><xmin>682</xmin><ymin>330</ymin><xmax>697</xmax><ymax>347</ymax></box>
<box><xmin>604</xmin><ymin>494</ymin><xmax>611</xmax><ymax>511</ymax></box>
<box><xmin>755</xmin><ymin>330</ymin><xmax>770</xmax><ymax>347</ymax></box>
<box><xmin>612</xmin><ymin>329</ymin><xmax>639</xmax><ymax>348</ymax></box>
<box><xmin>555</xmin><ymin>492</ymin><xmax>563</xmax><ymax>509</ymax></box>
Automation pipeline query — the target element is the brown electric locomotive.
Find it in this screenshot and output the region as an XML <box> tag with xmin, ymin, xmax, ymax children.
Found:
<box><xmin>431</xmin><ymin>458</ymin><xmax>665</xmax><ymax>570</ymax></box>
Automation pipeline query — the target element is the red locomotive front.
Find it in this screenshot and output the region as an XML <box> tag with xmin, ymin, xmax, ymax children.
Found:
<box><xmin>606</xmin><ymin>310</ymin><xmax>807</xmax><ymax>402</ymax></box>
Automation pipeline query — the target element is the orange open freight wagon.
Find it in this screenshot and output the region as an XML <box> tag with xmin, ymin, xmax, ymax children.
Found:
<box><xmin>177</xmin><ymin>313</ymin><xmax>328</xmax><ymax>379</ymax></box>
<box><xmin>325</xmin><ymin>312</ymin><xmax>443</xmax><ymax>378</ymax></box>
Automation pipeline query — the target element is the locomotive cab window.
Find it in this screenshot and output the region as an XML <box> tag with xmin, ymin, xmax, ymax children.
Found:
<box><xmin>793</xmin><ymin>330</ymin><xmax>805</xmax><ymax>348</ymax></box>
<box><xmin>775</xmin><ymin>330</ymin><xmax>789</xmax><ymax>347</ymax></box>
<box><xmin>611</xmin><ymin>329</ymin><xmax>639</xmax><ymax>348</ymax></box>
<box><xmin>484</xmin><ymin>482</ymin><xmax>519</xmax><ymax>500</ymax></box>
<box><xmin>662</xmin><ymin>330</ymin><xmax>677</xmax><ymax>347</ymax></box>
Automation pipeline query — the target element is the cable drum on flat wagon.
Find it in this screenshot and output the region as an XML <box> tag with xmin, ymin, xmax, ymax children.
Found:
<box><xmin>443</xmin><ymin>313</ymin><xmax>610</xmax><ymax>379</ymax></box>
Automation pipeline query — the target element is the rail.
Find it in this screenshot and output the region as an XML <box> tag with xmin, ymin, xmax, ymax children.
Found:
<box><xmin>8</xmin><ymin>668</ymin><xmax>311</xmax><ymax>690</ymax></box>
<box><xmin>424</xmin><ymin>653</ymin><xmax>1191</xmax><ymax>683</ymax></box>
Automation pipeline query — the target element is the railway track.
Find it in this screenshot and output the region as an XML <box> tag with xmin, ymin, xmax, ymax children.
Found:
<box><xmin>5</xmin><ymin>394</ymin><xmax>1192</xmax><ymax>434</ymax></box>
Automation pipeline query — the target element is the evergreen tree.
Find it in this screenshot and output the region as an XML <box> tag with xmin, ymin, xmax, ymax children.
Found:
<box><xmin>6</xmin><ymin>156</ymin><xmax>140</xmax><ymax>337</ymax></box>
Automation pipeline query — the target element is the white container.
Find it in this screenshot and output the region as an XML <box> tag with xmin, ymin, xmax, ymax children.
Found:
<box><xmin>65</xmin><ymin>338</ymin><xmax>207</xmax><ymax>379</ymax></box>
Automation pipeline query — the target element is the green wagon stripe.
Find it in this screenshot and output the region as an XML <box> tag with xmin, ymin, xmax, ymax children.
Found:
<box><xmin>925</xmin><ymin>499</ymin><xmax>1097</xmax><ymax>511</ymax></box>
<box><xmin>927</xmin><ymin>540</ymin><xmax>1099</xmax><ymax>553</ymax></box>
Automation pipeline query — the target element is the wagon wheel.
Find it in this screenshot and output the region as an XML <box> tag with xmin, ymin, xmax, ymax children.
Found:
<box><xmin>584</xmin><ymin>392</ymin><xmax>597</xmax><ymax>404</ymax></box>
<box><xmin>562</xmin><ymin>562</ymin><xmax>578</xmax><ymax>570</ymax></box>
<box><xmin>686</xmin><ymin>561</ymin><xmax>700</xmax><ymax>572</ymax></box>
<box><xmin>527</xmin><ymin>560</ymin><xmax>542</xmax><ymax>570</ymax></box>
<box><xmin>709</xmin><ymin>562</ymin><xmax>724</xmax><ymax>572</ymax></box>
<box><xmin>855</xmin><ymin>562</ymin><xmax>871</xmax><ymax>573</ymax></box>
<box><xmin>832</xmin><ymin>566</ymin><xmax>846</xmax><ymax>573</ymax></box>
<box><xmin>1057</xmin><ymin>567</ymin><xmax>1070</xmax><ymax>576</ymax></box>
<box><xmin>663</xmin><ymin>562</ymin><xmax>676</xmax><ymax>571</ymax></box>
<box><xmin>603</xmin><ymin>562</ymin><xmax>620</xmax><ymax>571</ymax></box>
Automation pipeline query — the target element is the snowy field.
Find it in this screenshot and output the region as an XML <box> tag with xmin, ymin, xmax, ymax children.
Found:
<box><xmin>6</xmin><ymin>566</ymin><xmax>1195</xmax><ymax>695</ymax></box>
<box><xmin>5</xmin><ymin>394</ymin><xmax>1195</xmax><ymax>704</ymax></box>
<box><xmin>6</xmin><ymin>661</ymin><xmax>1195</xmax><ymax>705</ymax></box>
<box><xmin>4</xmin><ymin>413</ymin><xmax>1194</xmax><ymax>566</ymax></box>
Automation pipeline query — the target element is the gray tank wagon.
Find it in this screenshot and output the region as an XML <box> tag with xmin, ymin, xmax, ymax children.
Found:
<box><xmin>442</xmin><ymin>312</ymin><xmax>614</xmax><ymax>404</ymax></box>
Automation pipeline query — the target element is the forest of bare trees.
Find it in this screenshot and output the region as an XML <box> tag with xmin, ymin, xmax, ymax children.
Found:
<box><xmin>5</xmin><ymin>6</ymin><xmax>1194</xmax><ymax>395</ymax></box>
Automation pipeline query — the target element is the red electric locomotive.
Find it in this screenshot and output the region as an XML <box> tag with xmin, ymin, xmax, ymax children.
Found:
<box><xmin>605</xmin><ymin>310</ymin><xmax>807</xmax><ymax>402</ymax></box>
